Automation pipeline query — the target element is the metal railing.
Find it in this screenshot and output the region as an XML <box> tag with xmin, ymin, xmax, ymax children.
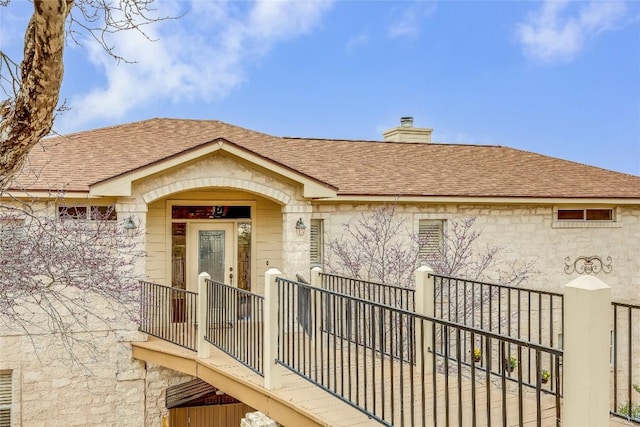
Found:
<box><xmin>611</xmin><ymin>301</ymin><xmax>640</xmax><ymax>423</ymax></box>
<box><xmin>433</xmin><ymin>274</ymin><xmax>564</xmax><ymax>347</ymax></box>
<box><xmin>276</xmin><ymin>277</ymin><xmax>562</xmax><ymax>427</ymax></box>
<box><xmin>433</xmin><ymin>274</ymin><xmax>564</xmax><ymax>393</ymax></box>
<box><xmin>204</xmin><ymin>279</ymin><xmax>264</xmax><ymax>375</ymax></box>
<box><xmin>319</xmin><ymin>273</ymin><xmax>415</xmax><ymax>362</ymax></box>
<box><xmin>320</xmin><ymin>272</ymin><xmax>414</xmax><ymax>310</ymax></box>
<box><xmin>139</xmin><ymin>281</ymin><xmax>198</xmax><ymax>351</ymax></box>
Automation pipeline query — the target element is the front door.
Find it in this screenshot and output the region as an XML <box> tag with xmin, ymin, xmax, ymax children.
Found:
<box><xmin>187</xmin><ymin>223</ymin><xmax>234</xmax><ymax>292</ymax></box>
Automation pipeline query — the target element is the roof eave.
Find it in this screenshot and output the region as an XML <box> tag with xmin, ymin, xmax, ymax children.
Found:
<box><xmin>88</xmin><ymin>138</ymin><xmax>338</xmax><ymax>199</ymax></box>
<box><xmin>319</xmin><ymin>195</ymin><xmax>640</xmax><ymax>205</ymax></box>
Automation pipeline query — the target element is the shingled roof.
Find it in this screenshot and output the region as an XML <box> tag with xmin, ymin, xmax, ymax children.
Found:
<box><xmin>12</xmin><ymin>117</ymin><xmax>640</xmax><ymax>199</ymax></box>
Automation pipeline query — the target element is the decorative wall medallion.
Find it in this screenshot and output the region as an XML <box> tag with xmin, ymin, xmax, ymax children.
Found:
<box><xmin>564</xmin><ymin>255</ymin><xmax>612</xmax><ymax>274</ymax></box>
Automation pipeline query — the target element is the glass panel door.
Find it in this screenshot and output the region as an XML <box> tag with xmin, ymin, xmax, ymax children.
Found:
<box><xmin>199</xmin><ymin>230</ymin><xmax>225</xmax><ymax>283</ymax></box>
<box><xmin>187</xmin><ymin>223</ymin><xmax>234</xmax><ymax>293</ymax></box>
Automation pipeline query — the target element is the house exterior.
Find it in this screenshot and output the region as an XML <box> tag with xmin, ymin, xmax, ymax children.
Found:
<box><xmin>1</xmin><ymin>117</ymin><xmax>639</xmax><ymax>426</ymax></box>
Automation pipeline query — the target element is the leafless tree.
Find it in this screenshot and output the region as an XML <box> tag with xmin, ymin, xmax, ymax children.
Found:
<box><xmin>325</xmin><ymin>203</ymin><xmax>422</xmax><ymax>289</ymax></box>
<box><xmin>0</xmin><ymin>0</ymin><xmax>172</xmax><ymax>189</ymax></box>
<box><xmin>0</xmin><ymin>201</ymin><xmax>145</xmax><ymax>368</ymax></box>
<box><xmin>325</xmin><ymin>203</ymin><xmax>538</xmax><ymax>372</ymax></box>
<box><xmin>427</xmin><ymin>216</ymin><xmax>536</xmax><ymax>286</ymax></box>
<box><xmin>0</xmin><ymin>0</ymin><xmax>170</xmax><ymax>365</ymax></box>
<box><xmin>326</xmin><ymin>204</ymin><xmax>536</xmax><ymax>289</ymax></box>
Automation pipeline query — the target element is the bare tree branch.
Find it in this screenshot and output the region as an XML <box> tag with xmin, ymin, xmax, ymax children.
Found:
<box><xmin>66</xmin><ymin>0</ymin><xmax>179</xmax><ymax>63</ymax></box>
<box><xmin>0</xmin><ymin>0</ymin><xmax>173</xmax><ymax>366</ymax></box>
<box><xmin>0</xmin><ymin>0</ymin><xmax>178</xmax><ymax>189</ymax></box>
<box><xmin>326</xmin><ymin>203</ymin><xmax>423</xmax><ymax>289</ymax></box>
<box><xmin>326</xmin><ymin>205</ymin><xmax>538</xmax><ymax>288</ymax></box>
<box><xmin>0</xmin><ymin>200</ymin><xmax>144</xmax><ymax>368</ymax></box>
<box><xmin>0</xmin><ymin>0</ymin><xmax>72</xmax><ymax>189</ymax></box>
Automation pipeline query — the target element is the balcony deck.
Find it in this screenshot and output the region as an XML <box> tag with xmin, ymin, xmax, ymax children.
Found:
<box><xmin>137</xmin><ymin>277</ymin><xmax>639</xmax><ymax>426</ymax></box>
<box><xmin>133</xmin><ymin>334</ymin><xmax>584</xmax><ymax>427</ymax></box>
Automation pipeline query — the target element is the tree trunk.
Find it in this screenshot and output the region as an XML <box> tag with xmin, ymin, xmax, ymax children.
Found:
<box><xmin>0</xmin><ymin>0</ymin><xmax>73</xmax><ymax>190</ymax></box>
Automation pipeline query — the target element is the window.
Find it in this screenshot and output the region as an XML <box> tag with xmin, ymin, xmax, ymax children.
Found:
<box><xmin>418</xmin><ymin>219</ymin><xmax>444</xmax><ymax>260</ymax></box>
<box><xmin>171</xmin><ymin>205</ymin><xmax>250</xmax><ymax>220</ymax></box>
<box><xmin>237</xmin><ymin>222</ymin><xmax>252</xmax><ymax>291</ymax></box>
<box><xmin>310</xmin><ymin>219</ymin><xmax>323</xmax><ymax>267</ymax></box>
<box><xmin>0</xmin><ymin>217</ymin><xmax>23</xmax><ymax>229</ymax></box>
<box><xmin>557</xmin><ymin>208</ymin><xmax>613</xmax><ymax>221</ymax></box>
<box><xmin>90</xmin><ymin>205</ymin><xmax>117</xmax><ymax>221</ymax></box>
<box><xmin>171</xmin><ymin>223</ymin><xmax>186</xmax><ymax>289</ymax></box>
<box><xmin>58</xmin><ymin>206</ymin><xmax>87</xmax><ymax>219</ymax></box>
<box><xmin>57</xmin><ymin>204</ymin><xmax>117</xmax><ymax>220</ymax></box>
<box><xmin>0</xmin><ymin>371</ymin><xmax>11</xmax><ymax>427</ymax></box>
<box><xmin>553</xmin><ymin>206</ymin><xmax>620</xmax><ymax>229</ymax></box>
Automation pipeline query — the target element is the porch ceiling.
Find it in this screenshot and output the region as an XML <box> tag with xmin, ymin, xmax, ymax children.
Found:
<box><xmin>165</xmin><ymin>378</ymin><xmax>240</xmax><ymax>409</ymax></box>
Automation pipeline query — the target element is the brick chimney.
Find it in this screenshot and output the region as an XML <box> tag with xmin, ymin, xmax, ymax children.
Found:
<box><xmin>383</xmin><ymin>116</ymin><xmax>433</xmax><ymax>143</ymax></box>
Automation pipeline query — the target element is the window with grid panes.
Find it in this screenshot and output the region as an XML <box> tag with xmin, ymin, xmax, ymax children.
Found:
<box><xmin>0</xmin><ymin>371</ymin><xmax>12</xmax><ymax>427</ymax></box>
<box><xmin>57</xmin><ymin>204</ymin><xmax>117</xmax><ymax>220</ymax></box>
<box><xmin>557</xmin><ymin>208</ymin><xmax>613</xmax><ymax>221</ymax></box>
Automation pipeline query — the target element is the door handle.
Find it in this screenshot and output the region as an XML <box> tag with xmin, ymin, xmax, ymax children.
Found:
<box><xmin>229</xmin><ymin>267</ymin><xmax>233</xmax><ymax>283</ymax></box>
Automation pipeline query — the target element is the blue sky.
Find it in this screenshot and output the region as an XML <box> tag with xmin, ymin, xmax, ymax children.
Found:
<box><xmin>1</xmin><ymin>1</ymin><xmax>639</xmax><ymax>176</ymax></box>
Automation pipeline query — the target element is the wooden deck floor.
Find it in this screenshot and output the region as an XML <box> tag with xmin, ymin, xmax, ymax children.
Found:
<box><xmin>133</xmin><ymin>333</ymin><xmax>636</xmax><ymax>426</ymax></box>
<box><xmin>276</xmin><ymin>331</ymin><xmax>560</xmax><ymax>427</ymax></box>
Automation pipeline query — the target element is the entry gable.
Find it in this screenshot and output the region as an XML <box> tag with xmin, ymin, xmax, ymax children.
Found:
<box><xmin>89</xmin><ymin>138</ymin><xmax>337</xmax><ymax>199</ymax></box>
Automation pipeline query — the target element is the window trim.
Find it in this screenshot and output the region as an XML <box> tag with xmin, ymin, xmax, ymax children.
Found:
<box><xmin>57</xmin><ymin>203</ymin><xmax>117</xmax><ymax>221</ymax></box>
<box><xmin>552</xmin><ymin>206</ymin><xmax>621</xmax><ymax>229</ymax></box>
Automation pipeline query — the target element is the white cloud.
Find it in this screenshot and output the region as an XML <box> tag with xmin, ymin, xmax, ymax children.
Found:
<box><xmin>345</xmin><ymin>33</ymin><xmax>369</xmax><ymax>53</ymax></box>
<box><xmin>57</xmin><ymin>0</ymin><xmax>333</xmax><ymax>132</ymax></box>
<box><xmin>515</xmin><ymin>0</ymin><xmax>629</xmax><ymax>63</ymax></box>
<box><xmin>387</xmin><ymin>2</ymin><xmax>437</xmax><ymax>39</ymax></box>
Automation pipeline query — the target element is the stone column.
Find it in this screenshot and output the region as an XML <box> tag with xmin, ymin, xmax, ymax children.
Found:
<box><xmin>116</xmin><ymin>201</ymin><xmax>148</xmax><ymax>343</ymax></box>
<box><xmin>114</xmin><ymin>201</ymin><xmax>149</xmax><ymax>425</ymax></box>
<box><xmin>281</xmin><ymin>203</ymin><xmax>312</xmax><ymax>279</ymax></box>
<box><xmin>241</xmin><ymin>411</ymin><xmax>277</xmax><ymax>427</ymax></box>
<box><xmin>115</xmin><ymin>201</ymin><xmax>148</xmax><ymax>279</ymax></box>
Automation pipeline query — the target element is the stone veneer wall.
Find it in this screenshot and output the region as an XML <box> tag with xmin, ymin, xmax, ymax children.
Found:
<box><xmin>1</xmin><ymin>330</ymin><xmax>131</xmax><ymax>426</ymax></box>
<box><xmin>144</xmin><ymin>364</ymin><xmax>194</xmax><ymax>426</ymax></box>
<box><xmin>0</xmin><ymin>328</ymin><xmax>195</xmax><ymax>426</ymax></box>
<box><xmin>314</xmin><ymin>203</ymin><xmax>640</xmax><ymax>301</ymax></box>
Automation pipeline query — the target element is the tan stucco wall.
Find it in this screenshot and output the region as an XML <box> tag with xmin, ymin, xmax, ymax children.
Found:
<box><xmin>144</xmin><ymin>190</ymin><xmax>283</xmax><ymax>294</ymax></box>
<box><xmin>129</xmin><ymin>153</ymin><xmax>312</xmax><ymax>289</ymax></box>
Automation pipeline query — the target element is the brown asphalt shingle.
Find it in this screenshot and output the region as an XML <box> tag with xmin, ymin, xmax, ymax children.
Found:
<box><xmin>12</xmin><ymin>118</ymin><xmax>640</xmax><ymax>199</ymax></box>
